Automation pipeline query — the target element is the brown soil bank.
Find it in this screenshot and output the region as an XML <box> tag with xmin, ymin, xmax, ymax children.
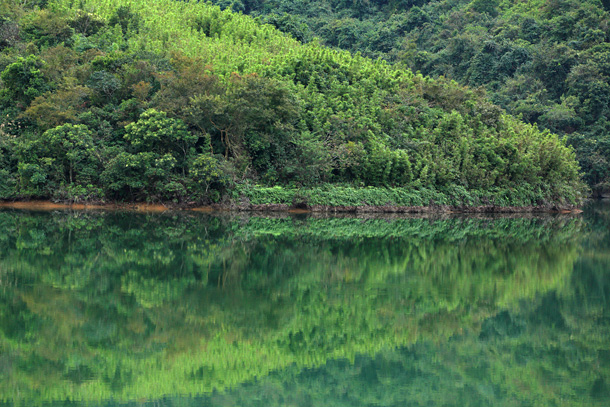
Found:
<box><xmin>0</xmin><ymin>200</ymin><xmax>584</xmax><ymax>214</ymax></box>
<box><xmin>0</xmin><ymin>201</ymin><xmax>174</xmax><ymax>212</ymax></box>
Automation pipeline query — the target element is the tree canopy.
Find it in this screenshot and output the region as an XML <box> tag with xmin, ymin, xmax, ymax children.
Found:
<box><xmin>0</xmin><ymin>0</ymin><xmax>586</xmax><ymax>206</ymax></box>
<box><xmin>203</xmin><ymin>0</ymin><xmax>610</xmax><ymax>194</ymax></box>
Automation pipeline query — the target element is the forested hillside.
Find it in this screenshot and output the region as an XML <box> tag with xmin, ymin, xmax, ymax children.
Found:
<box><xmin>0</xmin><ymin>0</ymin><xmax>586</xmax><ymax>206</ymax></box>
<box><xmin>212</xmin><ymin>0</ymin><xmax>610</xmax><ymax>194</ymax></box>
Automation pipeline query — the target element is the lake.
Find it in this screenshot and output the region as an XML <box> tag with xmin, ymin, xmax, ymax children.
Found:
<box><xmin>0</xmin><ymin>202</ymin><xmax>609</xmax><ymax>406</ymax></box>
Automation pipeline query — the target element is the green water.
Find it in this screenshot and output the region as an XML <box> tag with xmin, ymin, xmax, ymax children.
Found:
<box><xmin>0</xmin><ymin>202</ymin><xmax>609</xmax><ymax>406</ymax></box>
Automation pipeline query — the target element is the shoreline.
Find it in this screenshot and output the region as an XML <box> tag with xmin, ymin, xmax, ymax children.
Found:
<box><xmin>0</xmin><ymin>200</ymin><xmax>585</xmax><ymax>214</ymax></box>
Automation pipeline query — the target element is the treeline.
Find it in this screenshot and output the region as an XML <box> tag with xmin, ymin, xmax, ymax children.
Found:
<box><xmin>210</xmin><ymin>0</ymin><xmax>610</xmax><ymax>193</ymax></box>
<box><xmin>0</xmin><ymin>0</ymin><xmax>585</xmax><ymax>206</ymax></box>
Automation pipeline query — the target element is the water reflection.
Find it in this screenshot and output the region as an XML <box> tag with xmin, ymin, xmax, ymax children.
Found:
<box><xmin>0</xmin><ymin>205</ymin><xmax>608</xmax><ymax>406</ymax></box>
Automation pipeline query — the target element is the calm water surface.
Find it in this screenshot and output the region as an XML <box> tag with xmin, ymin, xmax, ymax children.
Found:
<box><xmin>1</xmin><ymin>202</ymin><xmax>609</xmax><ymax>406</ymax></box>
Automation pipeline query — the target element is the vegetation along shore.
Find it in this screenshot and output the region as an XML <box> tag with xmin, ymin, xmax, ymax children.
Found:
<box><xmin>0</xmin><ymin>0</ymin><xmax>592</xmax><ymax>211</ymax></box>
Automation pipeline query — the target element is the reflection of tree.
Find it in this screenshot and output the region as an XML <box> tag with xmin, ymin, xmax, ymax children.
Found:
<box><xmin>189</xmin><ymin>285</ymin><xmax>609</xmax><ymax>407</ymax></box>
<box><xmin>157</xmin><ymin>204</ymin><xmax>610</xmax><ymax>407</ymax></box>
<box><xmin>0</xmin><ymin>210</ymin><xmax>588</xmax><ymax>403</ymax></box>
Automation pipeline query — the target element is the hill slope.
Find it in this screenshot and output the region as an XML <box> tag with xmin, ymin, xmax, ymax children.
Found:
<box><xmin>0</xmin><ymin>0</ymin><xmax>586</xmax><ymax>206</ymax></box>
<box><xmin>207</xmin><ymin>0</ymin><xmax>610</xmax><ymax>193</ymax></box>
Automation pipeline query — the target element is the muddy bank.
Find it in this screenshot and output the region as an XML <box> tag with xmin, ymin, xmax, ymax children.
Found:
<box><xmin>0</xmin><ymin>200</ymin><xmax>179</xmax><ymax>212</ymax></box>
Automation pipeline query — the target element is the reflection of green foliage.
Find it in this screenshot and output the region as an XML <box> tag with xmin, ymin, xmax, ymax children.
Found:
<box><xmin>0</xmin><ymin>0</ymin><xmax>587</xmax><ymax>205</ymax></box>
<box><xmin>0</xmin><ymin>209</ymin><xmax>588</xmax><ymax>404</ymax></box>
<box><xmin>192</xmin><ymin>286</ymin><xmax>609</xmax><ymax>407</ymax></box>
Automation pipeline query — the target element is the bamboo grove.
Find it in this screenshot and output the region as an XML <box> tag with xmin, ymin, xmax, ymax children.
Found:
<box><xmin>205</xmin><ymin>0</ymin><xmax>610</xmax><ymax>195</ymax></box>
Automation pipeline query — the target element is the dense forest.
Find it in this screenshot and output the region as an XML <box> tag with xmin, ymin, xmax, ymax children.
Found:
<box><xmin>0</xmin><ymin>0</ymin><xmax>586</xmax><ymax>207</ymax></box>
<box><xmin>210</xmin><ymin>0</ymin><xmax>610</xmax><ymax>195</ymax></box>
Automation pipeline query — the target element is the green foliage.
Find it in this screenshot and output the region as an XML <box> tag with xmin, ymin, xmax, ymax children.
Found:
<box><xmin>190</xmin><ymin>0</ymin><xmax>610</xmax><ymax>189</ymax></box>
<box><xmin>68</xmin><ymin>10</ymin><xmax>106</xmax><ymax>36</ymax></box>
<box><xmin>20</xmin><ymin>8</ymin><xmax>73</xmax><ymax>48</ymax></box>
<box><xmin>25</xmin><ymin>78</ymin><xmax>92</xmax><ymax>131</ymax></box>
<box><xmin>0</xmin><ymin>16</ymin><xmax>19</xmax><ymax>49</ymax></box>
<box><xmin>108</xmin><ymin>5</ymin><xmax>140</xmax><ymax>35</ymax></box>
<box><xmin>101</xmin><ymin>150</ymin><xmax>186</xmax><ymax>201</ymax></box>
<box><xmin>15</xmin><ymin>123</ymin><xmax>102</xmax><ymax>200</ymax></box>
<box><xmin>234</xmin><ymin>182</ymin><xmax>584</xmax><ymax>207</ymax></box>
<box><xmin>124</xmin><ymin>108</ymin><xmax>195</xmax><ymax>160</ymax></box>
<box><xmin>186</xmin><ymin>73</ymin><xmax>300</xmax><ymax>179</ymax></box>
<box><xmin>260</xmin><ymin>13</ymin><xmax>313</xmax><ymax>43</ymax></box>
<box><xmin>96</xmin><ymin>108</ymin><xmax>199</xmax><ymax>201</ymax></box>
<box><xmin>0</xmin><ymin>136</ymin><xmax>15</xmax><ymax>198</ymax></box>
<box><xmin>0</xmin><ymin>55</ymin><xmax>48</xmax><ymax>108</ymax></box>
<box><xmin>0</xmin><ymin>0</ymin><xmax>587</xmax><ymax>206</ymax></box>
<box><xmin>190</xmin><ymin>153</ymin><xmax>233</xmax><ymax>201</ymax></box>
<box><xmin>40</xmin><ymin>123</ymin><xmax>98</xmax><ymax>184</ymax></box>
<box><xmin>352</xmin><ymin>143</ymin><xmax>413</xmax><ymax>187</ymax></box>
<box><xmin>470</xmin><ymin>0</ymin><xmax>500</xmax><ymax>16</ymax></box>
<box><xmin>0</xmin><ymin>207</ymin><xmax>594</xmax><ymax>403</ymax></box>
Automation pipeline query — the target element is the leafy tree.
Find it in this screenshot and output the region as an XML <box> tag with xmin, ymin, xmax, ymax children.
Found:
<box><xmin>0</xmin><ymin>16</ymin><xmax>19</xmax><ymax>49</ymax></box>
<box><xmin>190</xmin><ymin>153</ymin><xmax>233</xmax><ymax>201</ymax></box>
<box><xmin>187</xmin><ymin>74</ymin><xmax>300</xmax><ymax>181</ymax></box>
<box><xmin>100</xmin><ymin>150</ymin><xmax>182</xmax><ymax>200</ymax></box>
<box><xmin>20</xmin><ymin>9</ymin><xmax>73</xmax><ymax>48</ymax></box>
<box><xmin>37</xmin><ymin>124</ymin><xmax>99</xmax><ymax>193</ymax></box>
<box><xmin>124</xmin><ymin>108</ymin><xmax>196</xmax><ymax>170</ymax></box>
<box><xmin>108</xmin><ymin>6</ymin><xmax>140</xmax><ymax>36</ymax></box>
<box><xmin>68</xmin><ymin>10</ymin><xmax>106</xmax><ymax>36</ymax></box>
<box><xmin>470</xmin><ymin>0</ymin><xmax>499</xmax><ymax>16</ymax></box>
<box><xmin>25</xmin><ymin>78</ymin><xmax>92</xmax><ymax>131</ymax></box>
<box><xmin>260</xmin><ymin>13</ymin><xmax>313</xmax><ymax>43</ymax></box>
<box><xmin>0</xmin><ymin>55</ymin><xmax>48</xmax><ymax>108</ymax></box>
